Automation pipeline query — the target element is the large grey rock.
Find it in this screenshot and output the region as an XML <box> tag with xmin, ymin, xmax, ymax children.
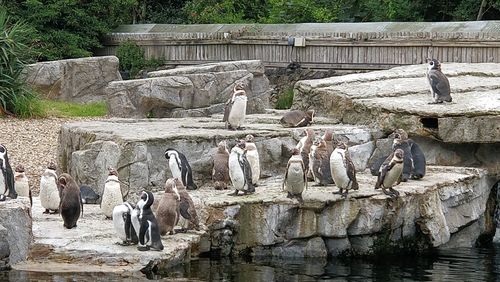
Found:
<box><xmin>106</xmin><ymin>60</ymin><xmax>271</xmax><ymax>118</ymax></box>
<box><xmin>0</xmin><ymin>198</ymin><xmax>32</xmax><ymax>265</ymax></box>
<box><xmin>0</xmin><ymin>224</ymin><xmax>10</xmax><ymax>259</ymax></box>
<box><xmin>293</xmin><ymin>63</ymin><xmax>500</xmax><ymax>143</ymax></box>
<box><xmin>24</xmin><ymin>56</ymin><xmax>121</xmax><ymax>103</ymax></box>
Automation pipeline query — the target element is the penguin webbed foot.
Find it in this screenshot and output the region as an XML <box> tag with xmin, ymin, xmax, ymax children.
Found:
<box><xmin>428</xmin><ymin>100</ymin><xmax>444</xmax><ymax>104</ymax></box>
<box><xmin>333</xmin><ymin>189</ymin><xmax>343</xmax><ymax>195</ymax></box>
<box><xmin>43</xmin><ymin>209</ymin><xmax>50</xmax><ymax>214</ymax></box>
<box><xmin>137</xmin><ymin>246</ymin><xmax>150</xmax><ymax>251</ymax></box>
<box><xmin>227</xmin><ymin>190</ymin><xmax>240</xmax><ymax>196</ymax></box>
<box><xmin>286</xmin><ymin>192</ymin><xmax>293</xmax><ymax>199</ymax></box>
<box><xmin>175</xmin><ymin>228</ymin><xmax>188</xmax><ymax>234</ymax></box>
<box><xmin>389</xmin><ymin>188</ymin><xmax>400</xmax><ymax>197</ymax></box>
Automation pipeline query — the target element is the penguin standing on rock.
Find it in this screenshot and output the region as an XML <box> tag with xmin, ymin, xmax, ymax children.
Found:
<box><xmin>100</xmin><ymin>167</ymin><xmax>123</xmax><ymax>219</ymax></box>
<box><xmin>165</xmin><ymin>148</ymin><xmax>198</xmax><ymax>190</ymax></box>
<box><xmin>212</xmin><ymin>141</ymin><xmax>230</xmax><ymax>190</ymax></box>
<box><xmin>330</xmin><ymin>141</ymin><xmax>358</xmax><ymax>198</ymax></box>
<box><xmin>156</xmin><ymin>178</ymin><xmax>181</xmax><ymax>235</ymax></box>
<box><xmin>40</xmin><ymin>162</ymin><xmax>60</xmax><ymax>214</ymax></box>
<box><xmin>228</xmin><ymin>141</ymin><xmax>255</xmax><ymax>196</ymax></box>
<box><xmin>375</xmin><ymin>148</ymin><xmax>404</xmax><ymax>197</ymax></box>
<box><xmin>244</xmin><ymin>135</ymin><xmax>260</xmax><ymax>186</ymax></box>
<box><xmin>223</xmin><ymin>83</ymin><xmax>247</xmax><ymax>130</ymax></box>
<box><xmin>296</xmin><ymin>128</ymin><xmax>315</xmax><ymax>180</ymax></box>
<box><xmin>131</xmin><ymin>191</ymin><xmax>164</xmax><ymax>251</ymax></box>
<box><xmin>175</xmin><ymin>178</ymin><xmax>200</xmax><ymax>232</ymax></box>
<box><xmin>391</xmin><ymin>129</ymin><xmax>426</xmax><ymax>180</ymax></box>
<box><xmin>426</xmin><ymin>59</ymin><xmax>452</xmax><ymax>104</ymax></box>
<box><xmin>309</xmin><ymin>138</ymin><xmax>334</xmax><ymax>186</ymax></box>
<box><xmin>0</xmin><ymin>144</ymin><xmax>16</xmax><ymax>201</ymax></box>
<box><xmin>280</xmin><ymin>109</ymin><xmax>315</xmax><ymax>128</ymax></box>
<box><xmin>283</xmin><ymin>148</ymin><xmax>307</xmax><ymax>203</ymax></box>
<box><xmin>14</xmin><ymin>165</ymin><xmax>32</xmax><ymax>206</ymax></box>
<box><xmin>113</xmin><ymin>202</ymin><xmax>139</xmax><ymax>245</ymax></box>
<box><xmin>58</xmin><ymin>173</ymin><xmax>83</xmax><ymax>229</ymax></box>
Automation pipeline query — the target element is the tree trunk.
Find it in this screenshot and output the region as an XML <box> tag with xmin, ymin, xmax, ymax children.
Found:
<box><xmin>477</xmin><ymin>0</ymin><xmax>487</xmax><ymax>20</ymax></box>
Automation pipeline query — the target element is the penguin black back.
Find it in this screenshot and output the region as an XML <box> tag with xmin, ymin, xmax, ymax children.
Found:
<box><xmin>165</xmin><ymin>148</ymin><xmax>198</xmax><ymax>190</ymax></box>
<box><xmin>58</xmin><ymin>173</ymin><xmax>82</xmax><ymax>229</ymax></box>
<box><xmin>136</xmin><ymin>191</ymin><xmax>164</xmax><ymax>251</ymax></box>
<box><xmin>0</xmin><ymin>144</ymin><xmax>17</xmax><ymax>200</ymax></box>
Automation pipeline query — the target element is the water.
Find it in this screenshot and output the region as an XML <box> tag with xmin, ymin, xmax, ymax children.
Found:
<box><xmin>3</xmin><ymin>246</ymin><xmax>500</xmax><ymax>281</ymax></box>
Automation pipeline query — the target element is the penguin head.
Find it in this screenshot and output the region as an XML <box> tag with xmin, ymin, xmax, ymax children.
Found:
<box><xmin>245</xmin><ymin>134</ymin><xmax>254</xmax><ymax>143</ymax></box>
<box><xmin>139</xmin><ymin>190</ymin><xmax>154</xmax><ymax>209</ymax></box>
<box><xmin>305</xmin><ymin>128</ymin><xmax>315</xmax><ymax>138</ymax></box>
<box><xmin>108</xmin><ymin>167</ymin><xmax>118</xmax><ymax>176</ymax></box>
<box><xmin>305</xmin><ymin>109</ymin><xmax>315</xmax><ymax>122</ymax></box>
<box><xmin>58</xmin><ymin>173</ymin><xmax>73</xmax><ymax>192</ymax></box>
<box><xmin>390</xmin><ymin>129</ymin><xmax>408</xmax><ymax>140</ymax></box>
<box><xmin>335</xmin><ymin>141</ymin><xmax>348</xmax><ymax>150</ymax></box>
<box><xmin>15</xmin><ymin>164</ymin><xmax>25</xmax><ymax>173</ymax></box>
<box><xmin>428</xmin><ymin>59</ymin><xmax>441</xmax><ymax>71</ymax></box>
<box><xmin>47</xmin><ymin>162</ymin><xmax>57</xmax><ymax>171</ymax></box>
<box><xmin>0</xmin><ymin>144</ymin><xmax>7</xmax><ymax>168</ymax></box>
<box><xmin>322</xmin><ymin>129</ymin><xmax>333</xmax><ymax>142</ymax></box>
<box><xmin>164</xmin><ymin>148</ymin><xmax>178</xmax><ymax>160</ymax></box>
<box><xmin>217</xmin><ymin>141</ymin><xmax>228</xmax><ymax>153</ymax></box>
<box><xmin>394</xmin><ymin>148</ymin><xmax>404</xmax><ymax>161</ymax></box>
<box><xmin>0</xmin><ymin>144</ymin><xmax>6</xmax><ymax>156</ymax></box>
<box><xmin>291</xmin><ymin>148</ymin><xmax>300</xmax><ymax>155</ymax></box>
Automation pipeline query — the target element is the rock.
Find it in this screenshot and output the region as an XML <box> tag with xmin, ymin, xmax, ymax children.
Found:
<box><xmin>107</xmin><ymin>60</ymin><xmax>271</xmax><ymax>118</ymax></box>
<box><xmin>324</xmin><ymin>238</ymin><xmax>351</xmax><ymax>256</ymax></box>
<box><xmin>0</xmin><ymin>198</ymin><xmax>32</xmax><ymax>265</ymax></box>
<box><xmin>348</xmin><ymin>141</ymin><xmax>375</xmax><ymax>171</ymax></box>
<box><xmin>293</xmin><ymin>63</ymin><xmax>500</xmax><ymax>143</ymax></box>
<box><xmin>271</xmin><ymin>237</ymin><xmax>327</xmax><ymax>258</ymax></box>
<box><xmin>23</xmin><ymin>56</ymin><xmax>121</xmax><ymax>103</ymax></box>
<box><xmin>0</xmin><ymin>224</ymin><xmax>10</xmax><ymax>260</ymax></box>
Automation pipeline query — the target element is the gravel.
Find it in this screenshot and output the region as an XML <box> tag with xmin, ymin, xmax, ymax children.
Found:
<box><xmin>0</xmin><ymin>117</ymin><xmax>104</xmax><ymax>195</ymax></box>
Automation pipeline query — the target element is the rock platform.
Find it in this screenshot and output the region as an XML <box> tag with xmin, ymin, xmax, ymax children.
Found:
<box><xmin>12</xmin><ymin>165</ymin><xmax>495</xmax><ymax>277</ymax></box>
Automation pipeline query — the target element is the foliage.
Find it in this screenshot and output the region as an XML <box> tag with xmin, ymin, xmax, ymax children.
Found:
<box><xmin>0</xmin><ymin>6</ymin><xmax>44</xmax><ymax>118</ymax></box>
<box><xmin>116</xmin><ymin>40</ymin><xmax>164</xmax><ymax>79</ymax></box>
<box><xmin>265</xmin><ymin>0</ymin><xmax>340</xmax><ymax>23</ymax></box>
<box><xmin>41</xmin><ymin>100</ymin><xmax>108</xmax><ymax>117</ymax></box>
<box><xmin>275</xmin><ymin>87</ymin><xmax>295</xmax><ymax>109</ymax></box>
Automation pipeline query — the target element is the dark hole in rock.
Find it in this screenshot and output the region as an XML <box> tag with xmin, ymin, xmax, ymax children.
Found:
<box><xmin>420</xmin><ymin>117</ymin><xmax>438</xmax><ymax>129</ymax></box>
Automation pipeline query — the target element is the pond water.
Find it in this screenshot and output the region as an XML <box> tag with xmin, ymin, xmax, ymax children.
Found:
<box><xmin>3</xmin><ymin>244</ymin><xmax>500</xmax><ymax>281</ymax></box>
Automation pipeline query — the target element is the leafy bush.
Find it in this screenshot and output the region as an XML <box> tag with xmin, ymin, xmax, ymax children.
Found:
<box><xmin>275</xmin><ymin>87</ymin><xmax>295</xmax><ymax>109</ymax></box>
<box><xmin>116</xmin><ymin>40</ymin><xmax>165</xmax><ymax>79</ymax></box>
<box><xmin>0</xmin><ymin>7</ymin><xmax>44</xmax><ymax>118</ymax></box>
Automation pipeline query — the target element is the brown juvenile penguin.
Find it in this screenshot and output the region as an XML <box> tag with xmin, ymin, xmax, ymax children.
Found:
<box><xmin>156</xmin><ymin>178</ymin><xmax>181</xmax><ymax>235</ymax></box>
<box><xmin>58</xmin><ymin>173</ymin><xmax>83</xmax><ymax>229</ymax></box>
<box><xmin>309</xmin><ymin>138</ymin><xmax>334</xmax><ymax>186</ymax></box>
<box><xmin>322</xmin><ymin>129</ymin><xmax>335</xmax><ymax>156</ymax></box>
<box><xmin>14</xmin><ymin>164</ymin><xmax>32</xmax><ymax>207</ymax></box>
<box><xmin>280</xmin><ymin>109</ymin><xmax>315</xmax><ymax>128</ymax></box>
<box><xmin>212</xmin><ymin>141</ymin><xmax>230</xmax><ymax>190</ymax></box>
<box><xmin>177</xmin><ymin>180</ymin><xmax>200</xmax><ymax>232</ymax></box>
<box><xmin>296</xmin><ymin>128</ymin><xmax>315</xmax><ymax>180</ymax></box>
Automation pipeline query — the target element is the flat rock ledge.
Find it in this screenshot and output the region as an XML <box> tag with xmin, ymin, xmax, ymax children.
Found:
<box><xmin>13</xmin><ymin>166</ymin><xmax>496</xmax><ymax>276</ymax></box>
<box><xmin>293</xmin><ymin>63</ymin><xmax>500</xmax><ymax>143</ymax></box>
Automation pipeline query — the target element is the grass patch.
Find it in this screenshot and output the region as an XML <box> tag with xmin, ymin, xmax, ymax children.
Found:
<box><xmin>42</xmin><ymin>100</ymin><xmax>107</xmax><ymax>117</ymax></box>
<box><xmin>275</xmin><ymin>87</ymin><xmax>294</xmax><ymax>109</ymax></box>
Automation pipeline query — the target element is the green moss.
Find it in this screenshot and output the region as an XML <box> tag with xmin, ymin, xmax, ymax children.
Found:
<box><xmin>275</xmin><ymin>88</ymin><xmax>294</xmax><ymax>109</ymax></box>
<box><xmin>41</xmin><ymin>100</ymin><xmax>107</xmax><ymax>117</ymax></box>
<box><xmin>371</xmin><ymin>226</ymin><xmax>431</xmax><ymax>257</ymax></box>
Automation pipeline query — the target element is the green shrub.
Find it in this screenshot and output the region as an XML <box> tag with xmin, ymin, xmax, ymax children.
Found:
<box><xmin>116</xmin><ymin>40</ymin><xmax>165</xmax><ymax>79</ymax></box>
<box><xmin>275</xmin><ymin>88</ymin><xmax>294</xmax><ymax>109</ymax></box>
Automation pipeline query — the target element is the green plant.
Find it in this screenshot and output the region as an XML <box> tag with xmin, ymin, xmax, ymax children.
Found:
<box><xmin>0</xmin><ymin>6</ymin><xmax>43</xmax><ymax>118</ymax></box>
<box><xmin>42</xmin><ymin>100</ymin><xmax>108</xmax><ymax>117</ymax></box>
<box><xmin>275</xmin><ymin>88</ymin><xmax>295</xmax><ymax>109</ymax></box>
<box><xmin>116</xmin><ymin>40</ymin><xmax>145</xmax><ymax>79</ymax></box>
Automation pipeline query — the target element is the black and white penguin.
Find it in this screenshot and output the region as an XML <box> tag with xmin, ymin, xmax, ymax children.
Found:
<box><xmin>0</xmin><ymin>144</ymin><xmax>16</xmax><ymax>201</ymax></box>
<box><xmin>112</xmin><ymin>202</ymin><xmax>139</xmax><ymax>245</ymax></box>
<box><xmin>58</xmin><ymin>173</ymin><xmax>83</xmax><ymax>229</ymax></box>
<box><xmin>100</xmin><ymin>167</ymin><xmax>123</xmax><ymax>219</ymax></box>
<box><xmin>296</xmin><ymin>128</ymin><xmax>315</xmax><ymax>180</ymax></box>
<box><xmin>375</xmin><ymin>148</ymin><xmax>404</xmax><ymax>197</ymax></box>
<box><xmin>283</xmin><ymin>148</ymin><xmax>307</xmax><ymax>203</ymax></box>
<box><xmin>244</xmin><ymin>135</ymin><xmax>260</xmax><ymax>186</ymax></box>
<box><xmin>228</xmin><ymin>141</ymin><xmax>255</xmax><ymax>196</ymax></box>
<box><xmin>156</xmin><ymin>178</ymin><xmax>181</xmax><ymax>235</ymax></box>
<box><xmin>309</xmin><ymin>138</ymin><xmax>334</xmax><ymax>186</ymax></box>
<box><xmin>280</xmin><ymin>109</ymin><xmax>315</xmax><ymax>128</ymax></box>
<box><xmin>39</xmin><ymin>162</ymin><xmax>60</xmax><ymax>214</ymax></box>
<box><xmin>426</xmin><ymin>59</ymin><xmax>452</xmax><ymax>104</ymax></box>
<box><xmin>391</xmin><ymin>129</ymin><xmax>426</xmax><ymax>181</ymax></box>
<box><xmin>14</xmin><ymin>164</ymin><xmax>31</xmax><ymax>206</ymax></box>
<box><xmin>212</xmin><ymin>141</ymin><xmax>230</xmax><ymax>190</ymax></box>
<box><xmin>164</xmin><ymin>148</ymin><xmax>198</xmax><ymax>190</ymax></box>
<box><xmin>330</xmin><ymin>141</ymin><xmax>359</xmax><ymax>198</ymax></box>
<box><xmin>131</xmin><ymin>191</ymin><xmax>164</xmax><ymax>251</ymax></box>
<box><xmin>223</xmin><ymin>83</ymin><xmax>247</xmax><ymax>130</ymax></box>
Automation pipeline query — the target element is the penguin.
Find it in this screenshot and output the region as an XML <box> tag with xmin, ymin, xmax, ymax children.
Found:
<box><xmin>426</xmin><ymin>59</ymin><xmax>452</xmax><ymax>104</ymax></box>
<box><xmin>100</xmin><ymin>167</ymin><xmax>123</xmax><ymax>219</ymax></box>
<box><xmin>80</xmin><ymin>185</ymin><xmax>100</xmax><ymax>204</ymax></box>
<box><xmin>280</xmin><ymin>109</ymin><xmax>315</xmax><ymax>128</ymax></box>
<box><xmin>131</xmin><ymin>191</ymin><xmax>164</xmax><ymax>251</ymax></box>
<box><xmin>375</xmin><ymin>148</ymin><xmax>404</xmax><ymax>197</ymax></box>
<box><xmin>212</xmin><ymin>140</ymin><xmax>230</xmax><ymax>190</ymax></box>
<box><xmin>283</xmin><ymin>148</ymin><xmax>307</xmax><ymax>203</ymax></box>
<box><xmin>174</xmin><ymin>178</ymin><xmax>200</xmax><ymax>232</ymax></box>
<box><xmin>244</xmin><ymin>134</ymin><xmax>260</xmax><ymax>186</ymax></box>
<box><xmin>228</xmin><ymin>141</ymin><xmax>255</xmax><ymax>196</ymax></box>
<box><xmin>223</xmin><ymin>83</ymin><xmax>247</xmax><ymax>130</ymax></box>
<box><xmin>391</xmin><ymin>129</ymin><xmax>426</xmax><ymax>180</ymax></box>
<box><xmin>39</xmin><ymin>162</ymin><xmax>60</xmax><ymax>214</ymax></box>
<box><xmin>58</xmin><ymin>173</ymin><xmax>83</xmax><ymax>229</ymax></box>
<box><xmin>156</xmin><ymin>178</ymin><xmax>181</xmax><ymax>235</ymax></box>
<box><xmin>164</xmin><ymin>148</ymin><xmax>198</xmax><ymax>190</ymax></box>
<box><xmin>112</xmin><ymin>202</ymin><xmax>139</xmax><ymax>245</ymax></box>
<box><xmin>296</xmin><ymin>128</ymin><xmax>315</xmax><ymax>180</ymax></box>
<box><xmin>309</xmin><ymin>138</ymin><xmax>334</xmax><ymax>186</ymax></box>
<box><xmin>322</xmin><ymin>129</ymin><xmax>335</xmax><ymax>156</ymax></box>
<box><xmin>0</xmin><ymin>144</ymin><xmax>16</xmax><ymax>201</ymax></box>
<box><xmin>330</xmin><ymin>141</ymin><xmax>359</xmax><ymax>198</ymax></box>
<box><xmin>14</xmin><ymin>164</ymin><xmax>32</xmax><ymax>206</ymax></box>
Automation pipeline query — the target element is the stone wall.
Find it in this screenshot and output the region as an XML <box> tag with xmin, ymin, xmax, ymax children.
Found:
<box><xmin>24</xmin><ymin>56</ymin><xmax>121</xmax><ymax>103</ymax></box>
<box><xmin>0</xmin><ymin>198</ymin><xmax>32</xmax><ymax>267</ymax></box>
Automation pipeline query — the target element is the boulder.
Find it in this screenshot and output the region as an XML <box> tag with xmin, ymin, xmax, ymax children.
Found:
<box><xmin>23</xmin><ymin>56</ymin><xmax>121</xmax><ymax>103</ymax></box>
<box><xmin>106</xmin><ymin>60</ymin><xmax>271</xmax><ymax>118</ymax></box>
<box><xmin>0</xmin><ymin>198</ymin><xmax>32</xmax><ymax>265</ymax></box>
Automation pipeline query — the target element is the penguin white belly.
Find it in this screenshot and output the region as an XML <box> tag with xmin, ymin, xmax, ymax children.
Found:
<box><xmin>246</xmin><ymin>149</ymin><xmax>260</xmax><ymax>184</ymax></box>
<box><xmin>112</xmin><ymin>204</ymin><xmax>129</xmax><ymax>241</ymax></box>
<box><xmin>0</xmin><ymin>173</ymin><xmax>5</xmax><ymax>195</ymax></box>
<box><xmin>15</xmin><ymin>178</ymin><xmax>30</xmax><ymax>197</ymax></box>
<box><xmin>228</xmin><ymin>97</ymin><xmax>247</xmax><ymax>128</ymax></box>
<box><xmin>229</xmin><ymin>154</ymin><xmax>245</xmax><ymax>191</ymax></box>
<box><xmin>131</xmin><ymin>207</ymin><xmax>141</xmax><ymax>239</ymax></box>
<box><xmin>40</xmin><ymin>176</ymin><xmax>60</xmax><ymax>211</ymax></box>
<box><xmin>101</xmin><ymin>181</ymin><xmax>123</xmax><ymax>218</ymax></box>
<box><xmin>330</xmin><ymin>150</ymin><xmax>351</xmax><ymax>189</ymax></box>
<box><xmin>285</xmin><ymin>164</ymin><xmax>305</xmax><ymax>195</ymax></box>
<box><xmin>169</xmin><ymin>158</ymin><xmax>182</xmax><ymax>179</ymax></box>
<box><xmin>383</xmin><ymin>163</ymin><xmax>403</xmax><ymax>188</ymax></box>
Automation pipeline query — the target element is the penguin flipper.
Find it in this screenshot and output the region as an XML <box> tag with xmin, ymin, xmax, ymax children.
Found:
<box><xmin>344</xmin><ymin>152</ymin><xmax>358</xmax><ymax>190</ymax></box>
<box><xmin>223</xmin><ymin>98</ymin><xmax>232</xmax><ymax>122</ymax></box>
<box><xmin>429</xmin><ymin>71</ymin><xmax>451</xmax><ymax>101</ymax></box>
<box><xmin>241</xmin><ymin>153</ymin><xmax>255</xmax><ymax>192</ymax></box>
<box><xmin>179</xmin><ymin>200</ymin><xmax>192</xmax><ymax>220</ymax></box>
<box><xmin>6</xmin><ymin>163</ymin><xmax>16</xmax><ymax>199</ymax></box>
